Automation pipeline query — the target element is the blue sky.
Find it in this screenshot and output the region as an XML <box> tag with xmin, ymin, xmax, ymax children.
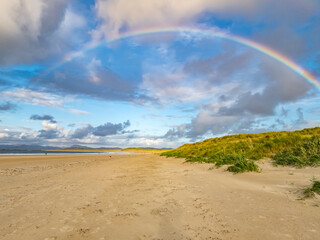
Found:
<box><xmin>0</xmin><ymin>0</ymin><xmax>320</xmax><ymax>148</ymax></box>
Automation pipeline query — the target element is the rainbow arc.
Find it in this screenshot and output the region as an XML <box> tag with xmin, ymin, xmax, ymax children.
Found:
<box><xmin>45</xmin><ymin>27</ymin><xmax>320</xmax><ymax>90</ymax></box>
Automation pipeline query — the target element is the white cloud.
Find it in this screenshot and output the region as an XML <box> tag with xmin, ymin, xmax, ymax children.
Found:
<box><xmin>94</xmin><ymin>0</ymin><xmax>261</xmax><ymax>39</ymax></box>
<box><xmin>70</xmin><ymin>109</ymin><xmax>90</xmax><ymax>115</ymax></box>
<box><xmin>189</xmin><ymin>110</ymin><xmax>239</xmax><ymax>136</ymax></box>
<box><xmin>142</xmin><ymin>70</ymin><xmax>205</xmax><ymax>103</ymax></box>
<box><xmin>42</xmin><ymin>121</ymin><xmax>58</xmax><ymax>131</ymax></box>
<box><xmin>88</xmin><ymin>58</ymin><xmax>102</xmax><ymax>84</ymax></box>
<box><xmin>0</xmin><ymin>0</ymin><xmax>43</xmax><ymax>41</ymax></box>
<box><xmin>2</xmin><ymin>88</ymin><xmax>64</xmax><ymax>107</ymax></box>
<box><xmin>140</xmin><ymin>52</ymin><xmax>247</xmax><ymax>104</ymax></box>
<box><xmin>0</xmin><ymin>0</ymin><xmax>81</xmax><ymax>64</ymax></box>
<box><xmin>58</xmin><ymin>9</ymin><xmax>87</xmax><ymax>35</ymax></box>
<box><xmin>0</xmin><ymin>133</ymin><xmax>9</xmax><ymax>138</ymax></box>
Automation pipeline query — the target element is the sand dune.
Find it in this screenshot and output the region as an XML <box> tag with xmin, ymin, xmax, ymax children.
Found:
<box><xmin>0</xmin><ymin>154</ymin><xmax>319</xmax><ymax>240</ymax></box>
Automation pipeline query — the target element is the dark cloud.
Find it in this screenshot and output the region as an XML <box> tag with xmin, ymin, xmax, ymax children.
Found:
<box><xmin>164</xmin><ymin>124</ymin><xmax>187</xmax><ymax>140</ymax></box>
<box><xmin>184</xmin><ymin>46</ymin><xmax>255</xmax><ymax>85</ymax></box>
<box><xmin>219</xmin><ymin>56</ymin><xmax>310</xmax><ymax>116</ymax></box>
<box><xmin>92</xmin><ymin>120</ymin><xmax>130</xmax><ymax>137</ymax></box>
<box><xmin>72</xmin><ymin>120</ymin><xmax>131</xmax><ymax>139</ymax></box>
<box><xmin>0</xmin><ymin>102</ymin><xmax>17</xmax><ymax>112</ymax></box>
<box><xmin>38</xmin><ymin>130</ymin><xmax>60</xmax><ymax>139</ymax></box>
<box><xmin>0</xmin><ymin>0</ymin><xmax>73</xmax><ymax>65</ymax></box>
<box><xmin>164</xmin><ymin>112</ymin><xmax>292</xmax><ymax>142</ymax></box>
<box><xmin>164</xmin><ymin>55</ymin><xmax>312</xmax><ymax>140</ymax></box>
<box><xmin>33</xmin><ymin>59</ymin><xmax>154</xmax><ymax>104</ymax></box>
<box><xmin>40</xmin><ymin>1</ymin><xmax>70</xmax><ymax>38</ymax></box>
<box><xmin>163</xmin><ymin>40</ymin><xmax>312</xmax><ymax>139</ymax></box>
<box><xmin>253</xmin><ymin>26</ymin><xmax>307</xmax><ymax>59</ymax></box>
<box><xmin>218</xmin><ymin>0</ymin><xmax>319</xmax><ymax>59</ymax></box>
<box><xmin>30</xmin><ymin>114</ymin><xmax>57</xmax><ymax>123</ymax></box>
<box><xmin>72</xmin><ymin>125</ymin><xmax>93</xmax><ymax>139</ymax></box>
<box><xmin>188</xmin><ymin>114</ymin><xmax>240</xmax><ymax>139</ymax></box>
<box><xmin>262</xmin><ymin>0</ymin><xmax>317</xmax><ymax>25</ymax></box>
<box><xmin>218</xmin><ymin>90</ymin><xmax>278</xmax><ymax>116</ymax></box>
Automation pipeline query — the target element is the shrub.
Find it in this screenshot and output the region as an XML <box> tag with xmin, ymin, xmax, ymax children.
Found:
<box><xmin>215</xmin><ymin>154</ymin><xmax>246</xmax><ymax>167</ymax></box>
<box><xmin>227</xmin><ymin>159</ymin><xmax>260</xmax><ymax>173</ymax></box>
<box><xmin>303</xmin><ymin>180</ymin><xmax>320</xmax><ymax>198</ymax></box>
<box><xmin>185</xmin><ymin>156</ymin><xmax>207</xmax><ymax>163</ymax></box>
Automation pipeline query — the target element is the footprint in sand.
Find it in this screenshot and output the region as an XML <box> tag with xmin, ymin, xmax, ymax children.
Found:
<box><xmin>151</xmin><ymin>207</ymin><xmax>170</xmax><ymax>216</ymax></box>
<box><xmin>94</xmin><ymin>208</ymin><xmax>103</xmax><ymax>214</ymax></box>
<box><xmin>115</xmin><ymin>212</ymin><xmax>139</xmax><ymax>218</ymax></box>
<box><xmin>77</xmin><ymin>228</ymin><xmax>90</xmax><ymax>236</ymax></box>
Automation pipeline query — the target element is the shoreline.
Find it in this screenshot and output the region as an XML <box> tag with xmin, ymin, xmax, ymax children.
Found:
<box><xmin>0</xmin><ymin>152</ymin><xmax>138</xmax><ymax>156</ymax></box>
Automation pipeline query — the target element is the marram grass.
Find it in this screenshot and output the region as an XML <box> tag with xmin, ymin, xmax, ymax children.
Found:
<box><xmin>161</xmin><ymin>127</ymin><xmax>320</xmax><ymax>173</ymax></box>
<box><xmin>303</xmin><ymin>180</ymin><xmax>320</xmax><ymax>198</ymax></box>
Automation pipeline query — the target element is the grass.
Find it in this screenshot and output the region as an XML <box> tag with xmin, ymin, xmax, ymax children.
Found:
<box><xmin>161</xmin><ymin>127</ymin><xmax>320</xmax><ymax>172</ymax></box>
<box><xmin>227</xmin><ymin>159</ymin><xmax>260</xmax><ymax>173</ymax></box>
<box><xmin>186</xmin><ymin>154</ymin><xmax>260</xmax><ymax>173</ymax></box>
<box><xmin>215</xmin><ymin>154</ymin><xmax>246</xmax><ymax>167</ymax></box>
<box><xmin>303</xmin><ymin>180</ymin><xmax>320</xmax><ymax>198</ymax></box>
<box><xmin>273</xmin><ymin>137</ymin><xmax>320</xmax><ymax>168</ymax></box>
<box><xmin>121</xmin><ymin>148</ymin><xmax>167</xmax><ymax>154</ymax></box>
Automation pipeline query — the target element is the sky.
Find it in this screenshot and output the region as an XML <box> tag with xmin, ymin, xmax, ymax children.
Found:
<box><xmin>0</xmin><ymin>0</ymin><xmax>320</xmax><ymax>148</ymax></box>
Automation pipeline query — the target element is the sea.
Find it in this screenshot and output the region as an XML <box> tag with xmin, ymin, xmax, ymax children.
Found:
<box><xmin>0</xmin><ymin>150</ymin><xmax>134</xmax><ymax>156</ymax></box>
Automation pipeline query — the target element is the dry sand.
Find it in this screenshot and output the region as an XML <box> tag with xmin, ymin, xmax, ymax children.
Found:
<box><xmin>0</xmin><ymin>154</ymin><xmax>319</xmax><ymax>240</ymax></box>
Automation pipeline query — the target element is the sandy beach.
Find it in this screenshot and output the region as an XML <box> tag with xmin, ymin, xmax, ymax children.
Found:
<box><xmin>1</xmin><ymin>154</ymin><xmax>319</xmax><ymax>240</ymax></box>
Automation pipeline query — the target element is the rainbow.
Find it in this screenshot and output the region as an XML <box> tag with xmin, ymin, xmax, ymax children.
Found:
<box><xmin>45</xmin><ymin>27</ymin><xmax>320</xmax><ymax>89</ymax></box>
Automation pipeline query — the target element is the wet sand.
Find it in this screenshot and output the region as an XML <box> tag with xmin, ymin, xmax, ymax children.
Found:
<box><xmin>0</xmin><ymin>154</ymin><xmax>319</xmax><ymax>240</ymax></box>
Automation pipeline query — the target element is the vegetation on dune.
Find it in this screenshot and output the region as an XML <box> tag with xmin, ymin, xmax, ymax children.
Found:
<box><xmin>227</xmin><ymin>159</ymin><xmax>260</xmax><ymax>173</ymax></box>
<box><xmin>161</xmin><ymin>127</ymin><xmax>320</xmax><ymax>172</ymax></box>
<box><xmin>303</xmin><ymin>180</ymin><xmax>320</xmax><ymax>198</ymax></box>
<box><xmin>122</xmin><ymin>148</ymin><xmax>167</xmax><ymax>153</ymax></box>
<box><xmin>185</xmin><ymin>154</ymin><xmax>259</xmax><ymax>173</ymax></box>
<box><xmin>273</xmin><ymin>137</ymin><xmax>320</xmax><ymax>168</ymax></box>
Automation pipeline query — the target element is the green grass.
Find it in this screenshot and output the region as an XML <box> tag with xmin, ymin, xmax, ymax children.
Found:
<box><xmin>227</xmin><ymin>159</ymin><xmax>260</xmax><ymax>173</ymax></box>
<box><xmin>185</xmin><ymin>154</ymin><xmax>259</xmax><ymax>173</ymax></box>
<box><xmin>303</xmin><ymin>180</ymin><xmax>320</xmax><ymax>198</ymax></box>
<box><xmin>273</xmin><ymin>137</ymin><xmax>320</xmax><ymax>167</ymax></box>
<box><xmin>215</xmin><ymin>154</ymin><xmax>246</xmax><ymax>167</ymax></box>
<box><xmin>121</xmin><ymin>148</ymin><xmax>167</xmax><ymax>153</ymax></box>
<box><xmin>161</xmin><ymin>127</ymin><xmax>320</xmax><ymax>171</ymax></box>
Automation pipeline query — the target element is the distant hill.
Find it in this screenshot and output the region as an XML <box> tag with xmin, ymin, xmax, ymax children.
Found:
<box><xmin>121</xmin><ymin>147</ymin><xmax>171</xmax><ymax>153</ymax></box>
<box><xmin>123</xmin><ymin>147</ymin><xmax>172</xmax><ymax>150</ymax></box>
<box><xmin>0</xmin><ymin>144</ymin><xmax>60</xmax><ymax>151</ymax></box>
<box><xmin>161</xmin><ymin>127</ymin><xmax>320</xmax><ymax>172</ymax></box>
<box><xmin>65</xmin><ymin>145</ymin><xmax>92</xmax><ymax>149</ymax></box>
<box><xmin>97</xmin><ymin>147</ymin><xmax>122</xmax><ymax>150</ymax></box>
<box><xmin>0</xmin><ymin>144</ymin><xmax>166</xmax><ymax>151</ymax></box>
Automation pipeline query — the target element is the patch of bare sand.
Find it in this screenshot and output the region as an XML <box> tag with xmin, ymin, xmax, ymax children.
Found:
<box><xmin>0</xmin><ymin>154</ymin><xmax>319</xmax><ymax>240</ymax></box>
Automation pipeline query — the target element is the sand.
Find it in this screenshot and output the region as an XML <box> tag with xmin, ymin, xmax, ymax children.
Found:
<box><xmin>0</xmin><ymin>154</ymin><xmax>319</xmax><ymax>240</ymax></box>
